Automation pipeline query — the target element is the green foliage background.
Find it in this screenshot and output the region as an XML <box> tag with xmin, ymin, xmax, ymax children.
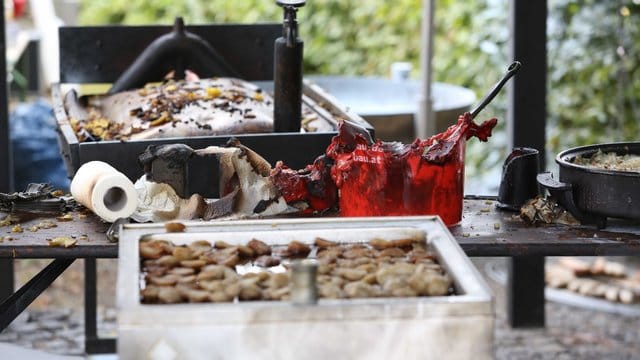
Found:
<box><xmin>78</xmin><ymin>0</ymin><xmax>640</xmax><ymax>190</ymax></box>
<box><xmin>548</xmin><ymin>0</ymin><xmax>640</xmax><ymax>153</ymax></box>
<box><xmin>78</xmin><ymin>0</ymin><xmax>508</xmax><ymax>86</ymax></box>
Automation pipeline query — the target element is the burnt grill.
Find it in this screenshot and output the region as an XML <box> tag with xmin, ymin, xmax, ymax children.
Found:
<box><xmin>53</xmin><ymin>13</ymin><xmax>373</xmax><ymax>197</ymax></box>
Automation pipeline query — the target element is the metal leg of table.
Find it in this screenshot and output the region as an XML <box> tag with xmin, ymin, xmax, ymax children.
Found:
<box><xmin>0</xmin><ymin>258</ymin><xmax>74</xmax><ymax>331</ymax></box>
<box><xmin>84</xmin><ymin>258</ymin><xmax>116</xmax><ymax>354</ymax></box>
<box><xmin>508</xmin><ymin>256</ymin><xmax>545</xmax><ymax>328</ymax></box>
<box><xmin>0</xmin><ymin>259</ymin><xmax>14</xmax><ymax>302</ymax></box>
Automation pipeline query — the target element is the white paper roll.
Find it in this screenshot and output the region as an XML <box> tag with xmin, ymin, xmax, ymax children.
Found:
<box><xmin>70</xmin><ymin>161</ymin><xmax>138</xmax><ymax>222</ymax></box>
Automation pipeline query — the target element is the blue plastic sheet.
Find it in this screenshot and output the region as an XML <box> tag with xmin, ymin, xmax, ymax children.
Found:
<box><xmin>10</xmin><ymin>99</ymin><xmax>70</xmax><ymax>191</ymax></box>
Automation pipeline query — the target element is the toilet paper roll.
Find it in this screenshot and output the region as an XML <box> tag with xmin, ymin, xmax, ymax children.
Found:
<box><xmin>70</xmin><ymin>161</ymin><xmax>138</xmax><ymax>222</ymax></box>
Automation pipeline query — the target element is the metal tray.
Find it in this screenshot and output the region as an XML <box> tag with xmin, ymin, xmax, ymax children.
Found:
<box><xmin>52</xmin><ymin>80</ymin><xmax>373</xmax><ymax>198</ymax></box>
<box><xmin>117</xmin><ymin>216</ymin><xmax>494</xmax><ymax>360</ymax></box>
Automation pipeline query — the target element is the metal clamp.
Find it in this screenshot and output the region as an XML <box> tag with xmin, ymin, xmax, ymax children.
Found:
<box><xmin>277</xmin><ymin>0</ymin><xmax>306</xmax><ymax>47</ymax></box>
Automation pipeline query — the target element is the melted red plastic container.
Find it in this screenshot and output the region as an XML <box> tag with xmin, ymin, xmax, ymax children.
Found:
<box><xmin>328</xmin><ymin>113</ymin><xmax>497</xmax><ymax>226</ymax></box>
<box><xmin>335</xmin><ymin>141</ymin><xmax>465</xmax><ymax>225</ymax></box>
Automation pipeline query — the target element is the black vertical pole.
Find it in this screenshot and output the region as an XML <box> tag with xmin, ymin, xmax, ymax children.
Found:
<box><xmin>273</xmin><ymin>0</ymin><xmax>305</xmax><ymax>133</ymax></box>
<box><xmin>507</xmin><ymin>0</ymin><xmax>547</xmax><ymax>328</ymax></box>
<box><xmin>85</xmin><ymin>258</ymin><xmax>98</xmax><ymax>352</ymax></box>
<box><xmin>508</xmin><ymin>0</ymin><xmax>547</xmax><ymax>162</ymax></box>
<box><xmin>0</xmin><ymin>0</ymin><xmax>15</xmax><ymax>302</ymax></box>
<box><xmin>508</xmin><ymin>256</ymin><xmax>546</xmax><ymax>327</ymax></box>
<box><xmin>84</xmin><ymin>257</ymin><xmax>117</xmax><ymax>353</ymax></box>
<box><xmin>0</xmin><ymin>0</ymin><xmax>13</xmax><ymax>192</ymax></box>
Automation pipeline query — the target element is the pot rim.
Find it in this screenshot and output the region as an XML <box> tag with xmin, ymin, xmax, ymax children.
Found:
<box><xmin>555</xmin><ymin>141</ymin><xmax>640</xmax><ymax>178</ymax></box>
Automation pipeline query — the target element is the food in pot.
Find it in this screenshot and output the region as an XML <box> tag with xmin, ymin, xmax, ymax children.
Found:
<box><xmin>573</xmin><ymin>150</ymin><xmax>640</xmax><ymax>172</ymax></box>
<box><xmin>139</xmin><ymin>237</ymin><xmax>453</xmax><ymax>304</ymax></box>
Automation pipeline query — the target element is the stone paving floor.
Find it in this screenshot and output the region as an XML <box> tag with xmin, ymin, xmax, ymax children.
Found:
<box><xmin>0</xmin><ymin>258</ymin><xmax>638</xmax><ymax>359</ymax></box>
<box><xmin>0</xmin><ymin>307</ymin><xmax>117</xmax><ymax>357</ymax></box>
<box><xmin>484</xmin><ymin>257</ymin><xmax>640</xmax><ymax>360</ymax></box>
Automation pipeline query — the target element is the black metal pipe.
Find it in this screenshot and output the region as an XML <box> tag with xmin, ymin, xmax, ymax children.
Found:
<box><xmin>273</xmin><ymin>1</ymin><xmax>305</xmax><ymax>133</ymax></box>
<box><xmin>109</xmin><ymin>18</ymin><xmax>241</xmax><ymax>94</ymax></box>
<box><xmin>0</xmin><ymin>2</ymin><xmax>12</xmax><ymax>192</ymax></box>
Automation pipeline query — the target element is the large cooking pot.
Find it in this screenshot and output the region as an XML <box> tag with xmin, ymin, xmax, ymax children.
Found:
<box><xmin>537</xmin><ymin>142</ymin><xmax>640</xmax><ymax>228</ymax></box>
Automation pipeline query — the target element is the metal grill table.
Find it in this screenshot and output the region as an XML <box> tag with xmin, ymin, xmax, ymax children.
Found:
<box><xmin>0</xmin><ymin>211</ymin><xmax>115</xmax><ymax>353</ymax></box>
<box><xmin>1</xmin><ymin>198</ymin><xmax>639</xmax><ymax>354</ymax></box>
<box><xmin>454</xmin><ymin>197</ymin><xmax>640</xmax><ymax>328</ymax></box>
<box><xmin>456</xmin><ymin>198</ymin><xmax>640</xmax><ymax>257</ymax></box>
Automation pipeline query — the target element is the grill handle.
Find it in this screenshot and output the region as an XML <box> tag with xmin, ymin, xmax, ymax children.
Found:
<box><xmin>470</xmin><ymin>61</ymin><xmax>521</xmax><ymax>119</ymax></box>
<box><xmin>109</xmin><ymin>17</ymin><xmax>241</xmax><ymax>94</ymax></box>
<box><xmin>537</xmin><ymin>172</ymin><xmax>607</xmax><ymax>228</ymax></box>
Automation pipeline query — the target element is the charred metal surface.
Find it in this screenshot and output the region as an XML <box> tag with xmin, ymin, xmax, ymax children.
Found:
<box><xmin>139</xmin><ymin>144</ymin><xmax>194</xmax><ymax>174</ymax></box>
<box><xmin>53</xmin><ymin>21</ymin><xmax>373</xmax><ymax>195</ymax></box>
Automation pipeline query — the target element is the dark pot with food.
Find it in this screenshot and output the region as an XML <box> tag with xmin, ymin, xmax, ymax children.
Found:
<box><xmin>538</xmin><ymin>142</ymin><xmax>640</xmax><ymax>227</ymax></box>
